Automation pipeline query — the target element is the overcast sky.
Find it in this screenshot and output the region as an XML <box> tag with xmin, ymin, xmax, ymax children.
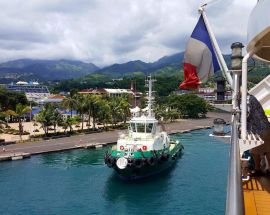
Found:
<box><xmin>0</xmin><ymin>0</ymin><xmax>256</xmax><ymax>66</ymax></box>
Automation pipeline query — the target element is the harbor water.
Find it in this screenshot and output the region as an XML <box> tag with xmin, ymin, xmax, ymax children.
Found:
<box><xmin>0</xmin><ymin>128</ymin><xmax>229</xmax><ymax>215</ymax></box>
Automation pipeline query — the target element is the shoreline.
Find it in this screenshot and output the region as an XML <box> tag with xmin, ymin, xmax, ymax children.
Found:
<box><xmin>0</xmin><ymin>112</ymin><xmax>231</xmax><ymax>162</ymax></box>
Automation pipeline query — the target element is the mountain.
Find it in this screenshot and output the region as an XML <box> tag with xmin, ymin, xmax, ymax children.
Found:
<box><xmin>0</xmin><ymin>59</ymin><xmax>99</xmax><ymax>83</ymax></box>
<box><xmin>0</xmin><ymin>52</ymin><xmax>234</xmax><ymax>83</ymax></box>
<box><xmin>151</xmin><ymin>52</ymin><xmax>184</xmax><ymax>68</ymax></box>
<box><xmin>96</xmin><ymin>52</ymin><xmax>185</xmax><ymax>77</ymax></box>
<box><xmin>98</xmin><ymin>60</ymin><xmax>150</xmax><ymax>76</ymax></box>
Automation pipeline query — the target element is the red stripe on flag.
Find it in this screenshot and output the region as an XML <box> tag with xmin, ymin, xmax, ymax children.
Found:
<box><xmin>179</xmin><ymin>63</ymin><xmax>200</xmax><ymax>90</ymax></box>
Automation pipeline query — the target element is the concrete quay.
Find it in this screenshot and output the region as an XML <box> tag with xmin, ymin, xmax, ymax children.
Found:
<box><xmin>0</xmin><ymin>112</ymin><xmax>231</xmax><ymax>162</ymax></box>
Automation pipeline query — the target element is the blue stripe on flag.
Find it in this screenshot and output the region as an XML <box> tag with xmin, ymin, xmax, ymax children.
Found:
<box><xmin>191</xmin><ymin>15</ymin><xmax>220</xmax><ymax>73</ymax></box>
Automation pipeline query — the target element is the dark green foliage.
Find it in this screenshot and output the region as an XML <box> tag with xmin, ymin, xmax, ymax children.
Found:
<box><xmin>154</xmin><ymin>74</ymin><xmax>183</xmax><ymax>96</ymax></box>
<box><xmin>53</xmin><ymin>73</ymin><xmax>111</xmax><ymax>92</ymax></box>
<box><xmin>0</xmin><ymin>89</ymin><xmax>28</xmax><ymax>110</ymax></box>
<box><xmin>166</xmin><ymin>94</ymin><xmax>208</xmax><ymax>118</ymax></box>
<box><xmin>34</xmin><ymin>103</ymin><xmax>63</xmax><ymax>135</ymax></box>
<box><xmin>53</xmin><ymin>69</ymin><xmax>184</xmax><ymax>97</ymax></box>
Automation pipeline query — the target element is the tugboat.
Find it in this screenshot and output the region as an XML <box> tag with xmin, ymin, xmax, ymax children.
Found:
<box><xmin>104</xmin><ymin>75</ymin><xmax>184</xmax><ymax>180</ymax></box>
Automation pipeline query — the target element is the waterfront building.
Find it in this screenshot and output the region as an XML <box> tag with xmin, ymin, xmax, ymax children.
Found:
<box><xmin>174</xmin><ymin>87</ymin><xmax>232</xmax><ymax>102</ymax></box>
<box><xmin>78</xmin><ymin>87</ymin><xmax>142</xmax><ymax>107</ymax></box>
<box><xmin>6</xmin><ymin>81</ymin><xmax>50</xmax><ymax>102</ymax></box>
<box><xmin>78</xmin><ymin>88</ymin><xmax>107</xmax><ymax>95</ymax></box>
<box><xmin>36</xmin><ymin>94</ymin><xmax>65</xmax><ymax>106</ymax></box>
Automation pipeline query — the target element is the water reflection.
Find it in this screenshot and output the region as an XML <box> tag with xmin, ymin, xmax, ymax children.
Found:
<box><xmin>0</xmin><ymin>128</ymin><xmax>229</xmax><ymax>215</ymax></box>
<box><xmin>103</xmin><ymin>165</ymin><xmax>178</xmax><ymax>214</ymax></box>
<box><xmin>40</xmin><ymin>147</ymin><xmax>110</xmax><ymax>168</ymax></box>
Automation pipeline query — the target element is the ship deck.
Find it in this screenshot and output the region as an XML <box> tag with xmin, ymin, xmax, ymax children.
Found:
<box><xmin>243</xmin><ymin>176</ymin><xmax>270</xmax><ymax>215</ymax></box>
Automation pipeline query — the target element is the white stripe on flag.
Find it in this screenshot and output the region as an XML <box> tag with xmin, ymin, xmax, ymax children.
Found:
<box><xmin>184</xmin><ymin>38</ymin><xmax>214</xmax><ymax>83</ymax></box>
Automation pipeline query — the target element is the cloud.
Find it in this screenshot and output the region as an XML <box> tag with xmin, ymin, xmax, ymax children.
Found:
<box><xmin>0</xmin><ymin>0</ymin><xmax>257</xmax><ymax>66</ymax></box>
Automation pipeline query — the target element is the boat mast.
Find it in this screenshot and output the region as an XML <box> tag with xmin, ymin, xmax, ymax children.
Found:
<box><xmin>146</xmin><ymin>74</ymin><xmax>154</xmax><ymax>117</ymax></box>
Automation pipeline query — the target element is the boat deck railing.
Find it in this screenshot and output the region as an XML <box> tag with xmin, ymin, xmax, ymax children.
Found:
<box><xmin>225</xmin><ymin>115</ymin><xmax>244</xmax><ymax>215</ymax></box>
<box><xmin>118</xmin><ymin>134</ymin><xmax>156</xmax><ymax>141</ymax></box>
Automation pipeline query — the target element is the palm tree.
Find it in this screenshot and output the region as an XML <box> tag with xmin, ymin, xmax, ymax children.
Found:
<box><xmin>61</xmin><ymin>95</ymin><xmax>77</xmax><ymax>117</ymax></box>
<box><xmin>61</xmin><ymin>116</ymin><xmax>81</xmax><ymax>133</ymax></box>
<box><xmin>34</xmin><ymin>103</ymin><xmax>55</xmax><ymax>135</ymax></box>
<box><xmin>0</xmin><ymin>112</ymin><xmax>8</xmax><ymax>134</ymax></box>
<box><xmin>75</xmin><ymin>95</ymin><xmax>87</xmax><ymax>131</ymax></box>
<box><xmin>84</xmin><ymin>94</ymin><xmax>102</xmax><ymax>130</ymax></box>
<box><xmin>4</xmin><ymin>103</ymin><xmax>31</xmax><ymax>140</ymax></box>
<box><xmin>84</xmin><ymin>94</ymin><xmax>94</xmax><ymax>129</ymax></box>
<box><xmin>51</xmin><ymin>108</ymin><xmax>63</xmax><ymax>134</ymax></box>
<box><xmin>91</xmin><ymin>95</ymin><xmax>102</xmax><ymax>130</ymax></box>
<box><xmin>109</xmin><ymin>98</ymin><xmax>122</xmax><ymax>127</ymax></box>
<box><xmin>97</xmin><ymin>99</ymin><xmax>111</xmax><ymax>130</ymax></box>
<box><xmin>119</xmin><ymin>97</ymin><xmax>131</xmax><ymax>124</ymax></box>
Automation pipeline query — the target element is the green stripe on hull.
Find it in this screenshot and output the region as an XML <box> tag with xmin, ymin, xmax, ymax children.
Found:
<box><xmin>109</xmin><ymin>143</ymin><xmax>183</xmax><ymax>180</ymax></box>
<box><xmin>114</xmin><ymin>152</ymin><xmax>183</xmax><ymax>180</ymax></box>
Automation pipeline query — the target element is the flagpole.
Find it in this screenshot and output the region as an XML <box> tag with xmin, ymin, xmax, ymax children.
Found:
<box><xmin>199</xmin><ymin>6</ymin><xmax>233</xmax><ymax>88</ymax></box>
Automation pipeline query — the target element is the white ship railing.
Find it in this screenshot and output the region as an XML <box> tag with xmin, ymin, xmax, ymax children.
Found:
<box><xmin>225</xmin><ymin>115</ymin><xmax>244</xmax><ymax>215</ymax></box>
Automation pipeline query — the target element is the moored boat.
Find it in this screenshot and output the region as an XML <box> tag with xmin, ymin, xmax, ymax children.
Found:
<box><xmin>104</xmin><ymin>75</ymin><xmax>183</xmax><ymax>180</ymax></box>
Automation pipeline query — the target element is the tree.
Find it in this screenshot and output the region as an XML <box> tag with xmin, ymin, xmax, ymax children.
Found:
<box><xmin>75</xmin><ymin>95</ymin><xmax>87</xmax><ymax>131</ymax></box>
<box><xmin>4</xmin><ymin>103</ymin><xmax>31</xmax><ymax>140</ymax></box>
<box><xmin>109</xmin><ymin>98</ymin><xmax>122</xmax><ymax>127</ymax></box>
<box><xmin>0</xmin><ymin>89</ymin><xmax>28</xmax><ymax>111</ymax></box>
<box><xmin>61</xmin><ymin>116</ymin><xmax>81</xmax><ymax>133</ymax></box>
<box><xmin>0</xmin><ymin>109</ymin><xmax>8</xmax><ymax>134</ymax></box>
<box><xmin>84</xmin><ymin>94</ymin><xmax>101</xmax><ymax>130</ymax></box>
<box><xmin>119</xmin><ymin>96</ymin><xmax>131</xmax><ymax>124</ymax></box>
<box><xmin>61</xmin><ymin>95</ymin><xmax>77</xmax><ymax>117</ymax></box>
<box><xmin>167</xmin><ymin>94</ymin><xmax>208</xmax><ymax>118</ymax></box>
<box><xmin>51</xmin><ymin>108</ymin><xmax>63</xmax><ymax>134</ymax></box>
<box><xmin>34</xmin><ymin>103</ymin><xmax>61</xmax><ymax>135</ymax></box>
<box><xmin>97</xmin><ymin>99</ymin><xmax>111</xmax><ymax>129</ymax></box>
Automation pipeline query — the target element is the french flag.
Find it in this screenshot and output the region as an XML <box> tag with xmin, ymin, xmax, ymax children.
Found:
<box><xmin>179</xmin><ymin>15</ymin><xmax>220</xmax><ymax>89</ymax></box>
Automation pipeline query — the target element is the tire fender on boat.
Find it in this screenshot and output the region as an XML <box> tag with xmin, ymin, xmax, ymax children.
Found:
<box><xmin>107</xmin><ymin>156</ymin><xmax>116</xmax><ymax>168</ymax></box>
<box><xmin>134</xmin><ymin>158</ymin><xmax>144</xmax><ymax>168</ymax></box>
<box><xmin>161</xmin><ymin>153</ymin><xmax>169</xmax><ymax>161</ymax></box>
<box><xmin>146</xmin><ymin>157</ymin><xmax>156</xmax><ymax>166</ymax></box>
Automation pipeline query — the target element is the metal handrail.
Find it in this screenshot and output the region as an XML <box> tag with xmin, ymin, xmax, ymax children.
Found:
<box><xmin>225</xmin><ymin>114</ymin><xmax>244</xmax><ymax>215</ymax></box>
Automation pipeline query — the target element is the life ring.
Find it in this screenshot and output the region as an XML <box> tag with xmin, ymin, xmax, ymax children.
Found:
<box><xmin>107</xmin><ymin>156</ymin><xmax>116</xmax><ymax>168</ymax></box>
<box><xmin>147</xmin><ymin>157</ymin><xmax>156</xmax><ymax>166</ymax></box>
<box><xmin>134</xmin><ymin>158</ymin><xmax>144</xmax><ymax>168</ymax></box>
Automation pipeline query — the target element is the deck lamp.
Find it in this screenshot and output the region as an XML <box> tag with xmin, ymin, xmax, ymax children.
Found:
<box><xmin>231</xmin><ymin>42</ymin><xmax>244</xmax><ymax>70</ymax></box>
<box><xmin>213</xmin><ymin>118</ymin><xmax>226</xmax><ymax>136</ymax></box>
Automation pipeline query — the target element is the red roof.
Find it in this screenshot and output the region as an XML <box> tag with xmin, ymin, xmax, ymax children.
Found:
<box><xmin>78</xmin><ymin>88</ymin><xmax>106</xmax><ymax>94</ymax></box>
<box><xmin>48</xmin><ymin>94</ymin><xmax>66</xmax><ymax>99</ymax></box>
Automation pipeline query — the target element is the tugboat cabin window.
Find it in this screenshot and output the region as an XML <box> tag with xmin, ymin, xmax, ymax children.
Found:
<box><xmin>146</xmin><ymin>123</ymin><xmax>153</xmax><ymax>133</ymax></box>
<box><xmin>136</xmin><ymin>123</ymin><xmax>145</xmax><ymax>133</ymax></box>
<box><xmin>130</xmin><ymin>123</ymin><xmax>136</xmax><ymax>132</ymax></box>
<box><xmin>130</xmin><ymin>122</ymin><xmax>156</xmax><ymax>133</ymax></box>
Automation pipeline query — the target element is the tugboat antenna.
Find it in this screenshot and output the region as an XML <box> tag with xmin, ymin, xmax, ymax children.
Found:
<box><xmin>146</xmin><ymin>74</ymin><xmax>156</xmax><ymax>117</ymax></box>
